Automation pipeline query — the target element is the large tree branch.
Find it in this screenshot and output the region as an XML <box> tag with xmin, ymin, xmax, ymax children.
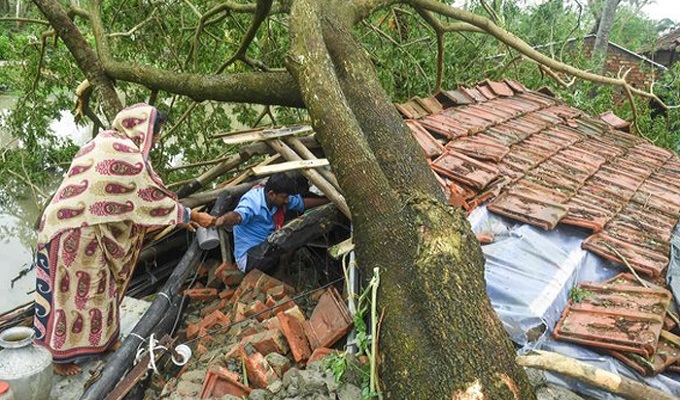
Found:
<box><xmin>322</xmin><ymin>19</ymin><xmax>443</xmax><ymax>199</ymax></box>
<box><xmin>104</xmin><ymin>60</ymin><xmax>303</xmax><ymax>106</ymax></box>
<box><xmin>87</xmin><ymin>0</ymin><xmax>302</xmax><ymax>107</ymax></box>
<box><xmin>32</xmin><ymin>0</ymin><xmax>122</xmax><ymax>121</ymax></box>
<box><xmin>217</xmin><ymin>0</ymin><xmax>274</xmax><ymax>73</ymax></box>
<box><xmin>287</xmin><ymin>0</ymin><xmax>401</xmax><ymax>222</ymax></box>
<box><xmin>409</xmin><ymin>0</ymin><xmax>675</xmax><ymax>109</ymax></box>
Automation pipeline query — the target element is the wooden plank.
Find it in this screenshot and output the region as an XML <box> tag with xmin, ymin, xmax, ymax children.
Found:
<box><xmin>252</xmin><ymin>159</ymin><xmax>329</xmax><ymax>176</ymax></box>
<box><xmin>218</xmin><ymin>126</ymin><xmax>313</xmax><ymax>144</ymax></box>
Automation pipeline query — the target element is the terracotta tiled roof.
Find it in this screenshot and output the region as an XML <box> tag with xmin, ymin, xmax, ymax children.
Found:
<box><xmin>399</xmin><ymin>79</ymin><xmax>680</xmax><ymax>278</ymax></box>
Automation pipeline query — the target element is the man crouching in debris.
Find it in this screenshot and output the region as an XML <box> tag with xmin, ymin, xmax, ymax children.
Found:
<box><xmin>214</xmin><ymin>173</ymin><xmax>329</xmax><ymax>273</ymax></box>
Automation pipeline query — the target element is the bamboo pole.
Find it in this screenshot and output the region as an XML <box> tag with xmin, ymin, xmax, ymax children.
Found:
<box><xmin>283</xmin><ymin>136</ymin><xmax>340</xmax><ymax>190</ymax></box>
<box><xmin>266</xmin><ymin>138</ymin><xmax>351</xmax><ymax>218</ymax></box>
<box><xmin>517</xmin><ymin>350</ymin><xmax>677</xmax><ymax>400</ymax></box>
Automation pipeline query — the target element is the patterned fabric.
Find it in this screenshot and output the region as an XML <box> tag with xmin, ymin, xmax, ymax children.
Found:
<box><xmin>34</xmin><ymin>104</ymin><xmax>185</xmax><ymax>362</ymax></box>
<box><xmin>38</xmin><ymin>104</ymin><xmax>185</xmax><ymax>242</ymax></box>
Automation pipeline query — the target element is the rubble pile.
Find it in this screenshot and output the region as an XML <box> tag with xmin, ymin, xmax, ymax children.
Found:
<box><xmin>145</xmin><ymin>262</ymin><xmax>361</xmax><ymax>400</ymax></box>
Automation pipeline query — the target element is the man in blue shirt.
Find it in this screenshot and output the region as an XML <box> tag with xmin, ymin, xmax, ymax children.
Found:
<box><xmin>215</xmin><ymin>173</ymin><xmax>328</xmax><ymax>272</ymax></box>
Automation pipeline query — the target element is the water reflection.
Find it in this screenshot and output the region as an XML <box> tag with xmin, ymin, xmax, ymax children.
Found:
<box><xmin>0</xmin><ymin>96</ymin><xmax>88</xmax><ymax>313</ymax></box>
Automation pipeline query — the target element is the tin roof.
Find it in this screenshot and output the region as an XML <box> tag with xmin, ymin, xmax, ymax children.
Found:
<box><xmin>399</xmin><ymin>79</ymin><xmax>680</xmax><ymax>278</ymax></box>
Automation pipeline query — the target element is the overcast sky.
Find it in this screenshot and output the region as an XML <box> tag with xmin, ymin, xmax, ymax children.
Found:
<box><xmin>452</xmin><ymin>0</ymin><xmax>680</xmax><ymax>23</ymax></box>
<box><xmin>642</xmin><ymin>0</ymin><xmax>680</xmax><ymax>22</ymax></box>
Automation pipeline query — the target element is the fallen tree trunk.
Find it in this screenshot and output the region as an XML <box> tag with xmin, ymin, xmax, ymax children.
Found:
<box><xmin>268</xmin><ymin>203</ymin><xmax>347</xmax><ymax>252</ymax></box>
<box><xmin>179</xmin><ymin>181</ymin><xmax>257</xmax><ymax>209</ymax></box>
<box><xmin>517</xmin><ymin>350</ymin><xmax>677</xmax><ymax>400</ymax></box>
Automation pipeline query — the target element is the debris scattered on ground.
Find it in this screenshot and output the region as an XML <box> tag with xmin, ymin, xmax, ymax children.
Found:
<box><xmin>144</xmin><ymin>264</ymin><xmax>361</xmax><ymax>400</ymax></box>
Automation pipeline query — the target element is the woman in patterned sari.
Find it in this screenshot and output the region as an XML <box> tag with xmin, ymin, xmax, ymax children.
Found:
<box><xmin>33</xmin><ymin>104</ymin><xmax>215</xmax><ymax>375</ymax></box>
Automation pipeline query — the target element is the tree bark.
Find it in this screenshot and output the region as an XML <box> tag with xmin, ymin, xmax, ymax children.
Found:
<box><xmin>592</xmin><ymin>0</ymin><xmax>620</xmax><ymax>69</ymax></box>
<box><xmin>287</xmin><ymin>0</ymin><xmax>535</xmax><ymax>398</ymax></box>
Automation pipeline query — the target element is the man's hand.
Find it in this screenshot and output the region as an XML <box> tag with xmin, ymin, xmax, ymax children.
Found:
<box><xmin>215</xmin><ymin>211</ymin><xmax>242</xmax><ymax>227</ymax></box>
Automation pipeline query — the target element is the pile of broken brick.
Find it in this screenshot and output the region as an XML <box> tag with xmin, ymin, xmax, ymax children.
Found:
<box><xmin>146</xmin><ymin>261</ymin><xmax>362</xmax><ymax>400</ymax></box>
<box><xmin>554</xmin><ymin>272</ymin><xmax>680</xmax><ymax>377</ymax></box>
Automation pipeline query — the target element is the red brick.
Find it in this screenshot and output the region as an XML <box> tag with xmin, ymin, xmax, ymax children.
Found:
<box><xmin>188</xmin><ymin>310</ymin><xmax>230</xmax><ymax>339</ymax></box>
<box><xmin>199</xmin><ymin>365</ymin><xmax>250</xmax><ymax>399</ymax></box>
<box><xmin>262</xmin><ymin>315</ymin><xmax>282</xmax><ymax>331</ymax></box>
<box><xmin>307</xmin><ymin>347</ymin><xmax>339</xmax><ymax>365</ymax></box>
<box><xmin>195</xmin><ymin>343</ymin><xmax>208</xmax><ymax>358</ymax></box>
<box><xmin>277</xmin><ymin>307</ymin><xmax>311</xmax><ymax>362</ymax></box>
<box><xmin>233</xmin><ymin>302</ymin><xmax>248</xmax><ymax>323</ymax></box>
<box><xmin>236</xmin><ymin>323</ymin><xmax>265</xmax><ymax>341</ymax></box>
<box><xmin>232</xmin><ymin>269</ymin><xmax>265</xmax><ymax>302</ymax></box>
<box><xmin>224</xmin><ymin>343</ymin><xmax>246</xmax><ymax>361</ymax></box>
<box><xmin>200</xmin><ymin>298</ymin><xmax>228</xmax><ymax>318</ymax></box>
<box><xmin>196</xmin><ymin>263</ymin><xmax>210</xmax><ymax>278</ymax></box>
<box><xmin>266</xmin><ymin>285</ymin><xmax>287</xmax><ymax>300</ymax></box>
<box><xmin>183</xmin><ymin>288</ymin><xmax>218</xmax><ymax>303</ymax></box>
<box><xmin>243</xmin><ymin>350</ymin><xmax>277</xmax><ymax>389</ymax></box>
<box><xmin>197</xmin><ymin>327</ymin><xmax>213</xmax><ymax>346</ymax></box>
<box><xmin>245</xmin><ymin>300</ymin><xmax>269</xmax><ymax>321</ymax></box>
<box><xmin>219</xmin><ymin>288</ymin><xmax>235</xmax><ymax>300</ymax></box>
<box><xmin>267</xmin><ymin>294</ymin><xmax>295</xmax><ymax>316</ymax></box>
<box><xmin>240</xmin><ymin>329</ymin><xmax>289</xmax><ymax>356</ymax></box>
<box><xmin>222</xmin><ymin>270</ymin><xmax>245</xmax><ymax>287</ymax></box>
<box><xmin>186</xmin><ymin>323</ymin><xmax>201</xmax><ymax>340</ymax></box>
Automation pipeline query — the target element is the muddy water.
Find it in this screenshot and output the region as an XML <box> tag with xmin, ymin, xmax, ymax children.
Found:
<box><xmin>0</xmin><ymin>95</ymin><xmax>89</xmax><ymax>314</ymax></box>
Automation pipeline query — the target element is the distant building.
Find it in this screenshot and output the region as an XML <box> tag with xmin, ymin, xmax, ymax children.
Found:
<box><xmin>563</xmin><ymin>35</ymin><xmax>665</xmax><ymax>91</ymax></box>
<box><xmin>642</xmin><ymin>27</ymin><xmax>680</xmax><ymax>68</ymax></box>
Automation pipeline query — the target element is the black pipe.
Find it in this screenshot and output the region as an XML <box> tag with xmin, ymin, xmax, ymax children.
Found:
<box><xmin>79</xmin><ymin>240</ymin><xmax>202</xmax><ymax>400</ymax></box>
<box><xmin>80</xmin><ymin>193</ymin><xmax>230</xmax><ymax>400</ymax></box>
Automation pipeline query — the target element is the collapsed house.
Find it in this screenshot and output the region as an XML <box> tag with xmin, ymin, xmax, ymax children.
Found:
<box><xmin>50</xmin><ymin>78</ymin><xmax>680</xmax><ymax>399</ymax></box>
<box><xmin>397</xmin><ymin>79</ymin><xmax>680</xmax><ymax>397</ymax></box>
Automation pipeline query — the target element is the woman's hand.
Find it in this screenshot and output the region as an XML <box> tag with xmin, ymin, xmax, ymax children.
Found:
<box><xmin>190</xmin><ymin>210</ymin><xmax>217</xmax><ymax>228</ymax></box>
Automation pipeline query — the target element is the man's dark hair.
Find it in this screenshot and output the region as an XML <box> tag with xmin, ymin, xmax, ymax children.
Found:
<box><xmin>153</xmin><ymin>110</ymin><xmax>167</xmax><ymax>136</ymax></box>
<box><xmin>265</xmin><ymin>173</ymin><xmax>297</xmax><ymax>195</ymax></box>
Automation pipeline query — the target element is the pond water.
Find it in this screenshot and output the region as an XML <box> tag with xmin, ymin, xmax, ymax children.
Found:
<box><xmin>0</xmin><ymin>95</ymin><xmax>89</xmax><ymax>314</ymax></box>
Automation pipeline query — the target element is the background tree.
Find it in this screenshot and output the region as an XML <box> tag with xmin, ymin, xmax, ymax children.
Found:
<box><xmin>0</xmin><ymin>0</ymin><xmax>676</xmax><ymax>398</ymax></box>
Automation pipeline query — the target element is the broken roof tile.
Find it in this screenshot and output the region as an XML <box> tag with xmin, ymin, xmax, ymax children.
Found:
<box><xmin>445</xmin><ymin>135</ymin><xmax>509</xmax><ymax>162</ymax></box>
<box><xmin>487</xmin><ymin>191</ymin><xmax>568</xmax><ymax>230</ymax></box>
<box><xmin>554</xmin><ymin>280</ymin><xmax>670</xmax><ymax>358</ymax></box>
<box><xmin>582</xmin><ymin>233</ymin><xmax>669</xmax><ymax>277</ymax></box>
<box><xmin>395</xmin><ymin>100</ymin><xmax>430</xmax><ymax>119</ymax></box>
<box><xmin>431</xmin><ymin>151</ymin><xmax>500</xmax><ymax>190</ymax></box>
<box><xmin>459</xmin><ymin>86</ymin><xmax>487</xmax><ymax>103</ymax></box>
<box><xmin>405</xmin><ymin>119</ymin><xmax>445</xmax><ymax>159</ymax></box>
<box><xmin>504</xmin><ymin>79</ymin><xmax>527</xmax><ymax>93</ymax></box>
<box><xmin>402</xmin><ymin>79</ymin><xmax>680</xmax><ymax>276</ymax></box>
<box><xmin>418</xmin><ymin>113</ymin><xmax>469</xmax><ymax>139</ymax></box>
<box><xmin>475</xmin><ymin>83</ymin><xmax>497</xmax><ymax>100</ymax></box>
<box><xmin>438</xmin><ymin>89</ymin><xmax>475</xmax><ymax>106</ymax></box>
<box><xmin>600</xmin><ymin>111</ymin><xmax>630</xmax><ymax>130</ymax></box>
<box><xmin>485</xmin><ymin>79</ymin><xmax>514</xmax><ymax>97</ymax></box>
<box><xmin>413</xmin><ymin>96</ymin><xmax>443</xmax><ymax>114</ymax></box>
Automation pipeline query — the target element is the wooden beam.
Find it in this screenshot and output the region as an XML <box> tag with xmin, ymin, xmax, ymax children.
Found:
<box><xmin>217</xmin><ymin>125</ymin><xmax>313</xmax><ymax>144</ymax></box>
<box><xmin>284</xmin><ymin>136</ymin><xmax>340</xmax><ymax>190</ymax></box>
<box><xmin>328</xmin><ymin>237</ymin><xmax>354</xmax><ymax>259</ymax></box>
<box><xmin>252</xmin><ymin>159</ymin><xmax>329</xmax><ymax>175</ymax></box>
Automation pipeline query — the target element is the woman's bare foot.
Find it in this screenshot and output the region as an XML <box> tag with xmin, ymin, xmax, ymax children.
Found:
<box><xmin>54</xmin><ymin>363</ymin><xmax>81</xmax><ymax>376</ymax></box>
